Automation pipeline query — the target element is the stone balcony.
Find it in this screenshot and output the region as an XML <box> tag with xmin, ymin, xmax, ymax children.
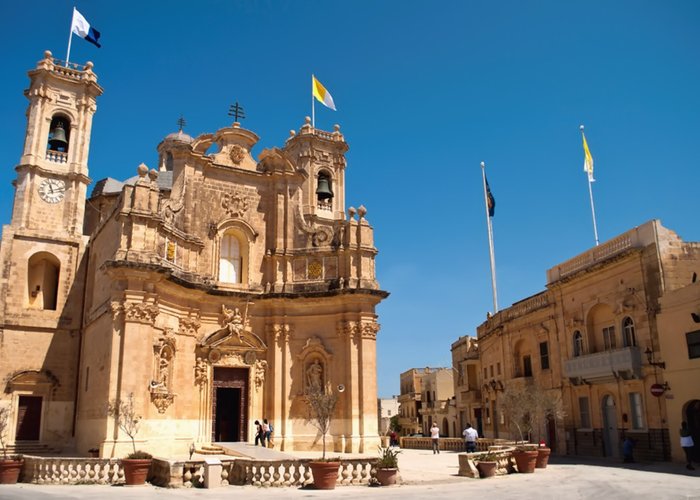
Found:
<box><xmin>563</xmin><ymin>346</ymin><xmax>642</xmax><ymax>383</ymax></box>
<box><xmin>458</xmin><ymin>389</ymin><xmax>482</xmax><ymax>405</ymax></box>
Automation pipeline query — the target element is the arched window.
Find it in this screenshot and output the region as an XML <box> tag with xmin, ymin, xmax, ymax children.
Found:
<box><xmin>573</xmin><ymin>331</ymin><xmax>584</xmax><ymax>357</ymax></box>
<box><xmin>27</xmin><ymin>252</ymin><xmax>60</xmax><ymax>310</ymax></box>
<box><xmin>219</xmin><ymin>232</ymin><xmax>242</xmax><ymax>283</ymax></box>
<box><xmin>622</xmin><ymin>317</ymin><xmax>636</xmax><ymax>347</ymax></box>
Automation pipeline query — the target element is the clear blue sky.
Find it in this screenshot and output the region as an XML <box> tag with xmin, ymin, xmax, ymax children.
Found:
<box><xmin>2</xmin><ymin>1</ymin><xmax>699</xmax><ymax>398</ymax></box>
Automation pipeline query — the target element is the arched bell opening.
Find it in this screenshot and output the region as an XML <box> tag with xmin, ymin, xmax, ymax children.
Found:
<box><xmin>47</xmin><ymin>115</ymin><xmax>71</xmax><ymax>153</ymax></box>
<box><xmin>316</xmin><ymin>170</ymin><xmax>334</xmax><ymax>211</ymax></box>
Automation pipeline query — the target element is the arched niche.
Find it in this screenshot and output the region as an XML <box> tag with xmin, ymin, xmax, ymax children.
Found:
<box><xmin>27</xmin><ymin>252</ymin><xmax>60</xmax><ymax>310</ymax></box>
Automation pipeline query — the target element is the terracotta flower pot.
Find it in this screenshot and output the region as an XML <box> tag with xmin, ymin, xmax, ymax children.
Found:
<box><xmin>513</xmin><ymin>450</ymin><xmax>538</xmax><ymax>473</ymax></box>
<box><xmin>309</xmin><ymin>461</ymin><xmax>340</xmax><ymax>489</ymax></box>
<box><xmin>0</xmin><ymin>459</ymin><xmax>23</xmax><ymax>484</ymax></box>
<box><xmin>376</xmin><ymin>467</ymin><xmax>398</xmax><ymax>486</ymax></box>
<box><xmin>122</xmin><ymin>458</ymin><xmax>152</xmax><ymax>485</ymax></box>
<box><xmin>536</xmin><ymin>447</ymin><xmax>551</xmax><ymax>468</ymax></box>
<box><xmin>476</xmin><ymin>461</ymin><xmax>498</xmax><ymax>478</ymax></box>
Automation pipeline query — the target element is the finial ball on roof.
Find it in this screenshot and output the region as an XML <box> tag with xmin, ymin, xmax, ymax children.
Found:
<box><xmin>148</xmin><ymin>169</ymin><xmax>159</xmax><ymax>181</ymax></box>
<box><xmin>334</xmin><ymin>124</ymin><xmax>340</xmax><ymax>132</ymax></box>
<box><xmin>137</xmin><ymin>163</ymin><xmax>149</xmax><ymax>177</ymax></box>
<box><xmin>85</xmin><ymin>61</ymin><xmax>94</xmax><ymax>70</ymax></box>
<box><xmin>304</xmin><ymin>116</ymin><xmax>311</xmax><ymax>124</ymax></box>
<box><xmin>44</xmin><ymin>50</ymin><xmax>52</xmax><ymax>59</ymax></box>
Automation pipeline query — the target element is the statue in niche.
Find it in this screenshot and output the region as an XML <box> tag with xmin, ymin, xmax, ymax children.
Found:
<box><xmin>306</xmin><ymin>359</ymin><xmax>323</xmax><ymax>390</ymax></box>
<box><xmin>157</xmin><ymin>345</ymin><xmax>173</xmax><ymax>391</ymax></box>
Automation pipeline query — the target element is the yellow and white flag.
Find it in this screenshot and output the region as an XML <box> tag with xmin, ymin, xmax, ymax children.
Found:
<box><xmin>582</xmin><ymin>131</ymin><xmax>594</xmax><ymax>182</ymax></box>
<box><xmin>312</xmin><ymin>75</ymin><xmax>336</xmax><ymax>111</ymax></box>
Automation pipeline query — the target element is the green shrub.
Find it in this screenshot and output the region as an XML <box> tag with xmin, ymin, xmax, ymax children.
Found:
<box><xmin>125</xmin><ymin>450</ymin><xmax>152</xmax><ymax>460</ymax></box>
<box><xmin>376</xmin><ymin>446</ymin><xmax>400</xmax><ymax>469</ymax></box>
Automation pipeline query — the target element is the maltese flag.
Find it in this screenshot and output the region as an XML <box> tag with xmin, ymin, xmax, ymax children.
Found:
<box><xmin>71</xmin><ymin>8</ymin><xmax>101</xmax><ymax>48</ymax></box>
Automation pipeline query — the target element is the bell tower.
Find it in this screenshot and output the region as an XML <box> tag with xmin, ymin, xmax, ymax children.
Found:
<box><xmin>11</xmin><ymin>50</ymin><xmax>102</xmax><ymax>234</ymax></box>
<box><xmin>0</xmin><ymin>51</ymin><xmax>102</xmax><ymax>450</ymax></box>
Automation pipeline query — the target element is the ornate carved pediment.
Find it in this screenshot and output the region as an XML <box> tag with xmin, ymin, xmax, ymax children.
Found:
<box><xmin>200</xmin><ymin>305</ymin><xmax>266</xmax><ymax>351</ymax></box>
<box><xmin>5</xmin><ymin>369</ymin><xmax>60</xmax><ymax>394</ymax></box>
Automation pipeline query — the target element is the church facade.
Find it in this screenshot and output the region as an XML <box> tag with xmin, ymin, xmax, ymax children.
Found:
<box><xmin>0</xmin><ymin>52</ymin><xmax>387</xmax><ymax>457</ymax></box>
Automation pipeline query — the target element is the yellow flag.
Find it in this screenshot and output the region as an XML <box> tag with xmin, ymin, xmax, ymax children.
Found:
<box><xmin>582</xmin><ymin>131</ymin><xmax>594</xmax><ymax>182</ymax></box>
<box><xmin>312</xmin><ymin>75</ymin><xmax>336</xmax><ymax>111</ymax></box>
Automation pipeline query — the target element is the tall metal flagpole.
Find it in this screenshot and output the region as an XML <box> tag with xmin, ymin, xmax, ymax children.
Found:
<box><xmin>481</xmin><ymin>161</ymin><xmax>498</xmax><ymax>313</ymax></box>
<box><xmin>66</xmin><ymin>7</ymin><xmax>75</xmax><ymax>65</ymax></box>
<box><xmin>581</xmin><ymin>125</ymin><xmax>600</xmax><ymax>246</ymax></box>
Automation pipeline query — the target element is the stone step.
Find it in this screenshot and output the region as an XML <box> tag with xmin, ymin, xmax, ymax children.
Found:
<box><xmin>6</xmin><ymin>443</ymin><xmax>60</xmax><ymax>456</ymax></box>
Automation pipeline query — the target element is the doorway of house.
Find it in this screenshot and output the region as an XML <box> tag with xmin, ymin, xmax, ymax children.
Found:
<box><xmin>602</xmin><ymin>395</ymin><xmax>619</xmax><ymax>458</ymax></box>
<box><xmin>15</xmin><ymin>395</ymin><xmax>42</xmax><ymax>441</ymax></box>
<box><xmin>212</xmin><ymin>367</ymin><xmax>248</xmax><ymax>443</ymax></box>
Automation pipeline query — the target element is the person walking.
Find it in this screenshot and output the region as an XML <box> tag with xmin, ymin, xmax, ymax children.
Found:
<box><xmin>680</xmin><ymin>421</ymin><xmax>695</xmax><ymax>470</ymax></box>
<box><xmin>462</xmin><ymin>422</ymin><xmax>478</xmax><ymax>453</ymax></box>
<box><xmin>430</xmin><ymin>422</ymin><xmax>440</xmax><ymax>454</ymax></box>
<box><xmin>261</xmin><ymin>419</ymin><xmax>269</xmax><ymax>447</ymax></box>
<box><xmin>263</xmin><ymin>418</ymin><xmax>273</xmax><ymax>448</ymax></box>
<box><xmin>622</xmin><ymin>436</ymin><xmax>635</xmax><ymax>463</ymax></box>
<box><xmin>254</xmin><ymin>420</ymin><xmax>264</xmax><ymax>446</ymax></box>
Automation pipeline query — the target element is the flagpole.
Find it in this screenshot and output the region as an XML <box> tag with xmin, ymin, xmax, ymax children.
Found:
<box><xmin>580</xmin><ymin>125</ymin><xmax>600</xmax><ymax>246</ymax></box>
<box><xmin>481</xmin><ymin>161</ymin><xmax>499</xmax><ymax>313</ymax></box>
<box><xmin>66</xmin><ymin>7</ymin><xmax>75</xmax><ymax>65</ymax></box>
<box><xmin>311</xmin><ymin>75</ymin><xmax>315</xmax><ymax>129</ymax></box>
<box><xmin>587</xmin><ymin>175</ymin><xmax>599</xmax><ymax>246</ymax></box>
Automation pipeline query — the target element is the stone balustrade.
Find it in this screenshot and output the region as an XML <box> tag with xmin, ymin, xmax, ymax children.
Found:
<box><xmin>22</xmin><ymin>456</ymin><xmax>124</xmax><ymax>484</ymax></box>
<box><xmin>399</xmin><ymin>437</ymin><xmax>512</xmax><ymax>452</ymax></box>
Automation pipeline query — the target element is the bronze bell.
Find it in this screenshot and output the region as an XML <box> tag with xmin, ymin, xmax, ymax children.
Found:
<box><xmin>316</xmin><ymin>176</ymin><xmax>333</xmax><ymax>200</ymax></box>
<box><xmin>48</xmin><ymin>122</ymin><xmax>68</xmax><ymax>151</ymax></box>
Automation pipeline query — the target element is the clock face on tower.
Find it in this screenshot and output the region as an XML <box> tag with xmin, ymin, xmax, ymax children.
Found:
<box><xmin>38</xmin><ymin>178</ymin><xmax>66</xmax><ymax>204</ymax></box>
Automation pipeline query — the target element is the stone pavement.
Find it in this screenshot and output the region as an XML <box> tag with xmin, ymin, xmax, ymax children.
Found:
<box><xmin>1</xmin><ymin>449</ymin><xmax>698</xmax><ymax>499</ymax></box>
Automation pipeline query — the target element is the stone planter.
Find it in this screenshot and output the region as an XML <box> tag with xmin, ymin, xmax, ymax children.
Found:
<box><xmin>308</xmin><ymin>461</ymin><xmax>340</xmax><ymax>489</ymax></box>
<box><xmin>513</xmin><ymin>450</ymin><xmax>538</xmax><ymax>473</ymax></box>
<box><xmin>476</xmin><ymin>461</ymin><xmax>498</xmax><ymax>478</ymax></box>
<box><xmin>376</xmin><ymin>467</ymin><xmax>398</xmax><ymax>486</ymax></box>
<box><xmin>536</xmin><ymin>447</ymin><xmax>551</xmax><ymax>468</ymax></box>
<box><xmin>122</xmin><ymin>458</ymin><xmax>152</xmax><ymax>485</ymax></box>
<box><xmin>0</xmin><ymin>459</ymin><xmax>23</xmax><ymax>484</ymax></box>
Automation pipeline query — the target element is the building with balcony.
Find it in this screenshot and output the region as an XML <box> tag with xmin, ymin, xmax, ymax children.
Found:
<box><xmin>475</xmin><ymin>220</ymin><xmax>700</xmax><ymax>461</ymax></box>
<box><xmin>418</xmin><ymin>367</ymin><xmax>457</xmax><ymax>437</ymax></box>
<box><xmin>397</xmin><ymin>368</ymin><xmax>425</xmax><ymax>436</ymax></box>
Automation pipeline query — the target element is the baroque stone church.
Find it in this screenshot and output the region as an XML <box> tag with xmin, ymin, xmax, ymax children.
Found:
<box><xmin>0</xmin><ymin>51</ymin><xmax>387</xmax><ymax>457</ymax></box>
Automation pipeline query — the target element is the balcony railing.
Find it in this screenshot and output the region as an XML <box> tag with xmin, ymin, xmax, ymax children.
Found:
<box><xmin>563</xmin><ymin>346</ymin><xmax>642</xmax><ymax>383</ymax></box>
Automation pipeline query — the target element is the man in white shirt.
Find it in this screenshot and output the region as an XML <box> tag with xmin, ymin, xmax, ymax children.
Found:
<box><xmin>430</xmin><ymin>423</ymin><xmax>440</xmax><ymax>454</ymax></box>
<box><xmin>462</xmin><ymin>423</ymin><xmax>478</xmax><ymax>453</ymax></box>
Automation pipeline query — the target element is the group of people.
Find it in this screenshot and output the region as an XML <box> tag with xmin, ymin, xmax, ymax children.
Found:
<box><xmin>429</xmin><ymin>422</ymin><xmax>479</xmax><ymax>454</ymax></box>
<box><xmin>253</xmin><ymin>418</ymin><xmax>274</xmax><ymax>448</ymax></box>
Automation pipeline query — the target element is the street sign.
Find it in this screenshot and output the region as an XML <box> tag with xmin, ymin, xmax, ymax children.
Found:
<box><xmin>650</xmin><ymin>383</ymin><xmax>665</xmax><ymax>397</ymax></box>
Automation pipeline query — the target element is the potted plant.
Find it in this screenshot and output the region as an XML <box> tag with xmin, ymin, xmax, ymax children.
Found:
<box><xmin>375</xmin><ymin>446</ymin><xmax>400</xmax><ymax>486</ymax></box>
<box><xmin>305</xmin><ymin>381</ymin><xmax>341</xmax><ymax>489</ymax></box>
<box><xmin>107</xmin><ymin>393</ymin><xmax>152</xmax><ymax>485</ymax></box>
<box><xmin>499</xmin><ymin>386</ymin><xmax>538</xmax><ymax>473</ymax></box>
<box><xmin>474</xmin><ymin>452</ymin><xmax>500</xmax><ymax>479</ymax></box>
<box><xmin>0</xmin><ymin>407</ymin><xmax>23</xmax><ymax>485</ymax></box>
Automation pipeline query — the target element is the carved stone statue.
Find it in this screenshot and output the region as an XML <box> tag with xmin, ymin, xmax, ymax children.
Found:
<box><xmin>306</xmin><ymin>359</ymin><xmax>323</xmax><ymax>390</ymax></box>
<box><xmin>222</xmin><ymin>304</ymin><xmax>245</xmax><ymax>339</ymax></box>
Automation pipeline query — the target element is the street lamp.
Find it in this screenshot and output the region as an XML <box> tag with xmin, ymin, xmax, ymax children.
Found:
<box><xmin>644</xmin><ymin>347</ymin><xmax>666</xmax><ymax>369</ymax></box>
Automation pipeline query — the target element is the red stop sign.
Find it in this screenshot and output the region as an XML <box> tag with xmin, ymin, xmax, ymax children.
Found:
<box><xmin>650</xmin><ymin>383</ymin><xmax>665</xmax><ymax>397</ymax></box>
